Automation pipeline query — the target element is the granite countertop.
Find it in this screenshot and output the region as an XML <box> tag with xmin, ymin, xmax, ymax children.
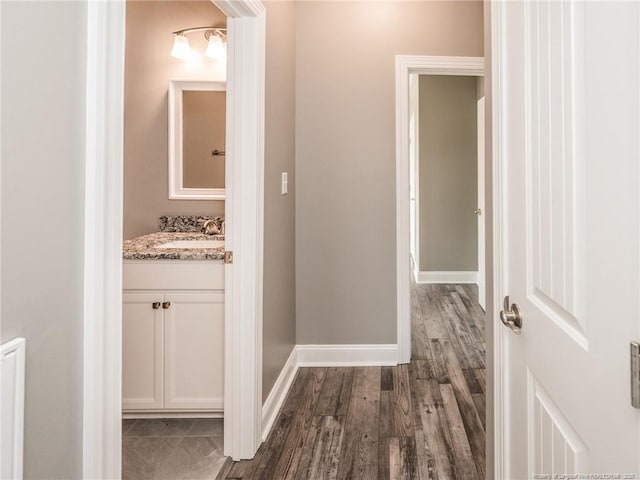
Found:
<box><xmin>123</xmin><ymin>232</ymin><xmax>225</xmax><ymax>261</ymax></box>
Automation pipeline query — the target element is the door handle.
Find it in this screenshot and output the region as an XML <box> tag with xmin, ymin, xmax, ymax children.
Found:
<box><xmin>162</xmin><ymin>302</ymin><xmax>171</xmax><ymax>309</ymax></box>
<box><xmin>500</xmin><ymin>295</ymin><xmax>522</xmax><ymax>334</ymax></box>
<box><xmin>152</xmin><ymin>302</ymin><xmax>161</xmax><ymax>309</ymax></box>
<box><xmin>474</xmin><ymin>208</ymin><xmax>482</xmax><ymax>216</ymax></box>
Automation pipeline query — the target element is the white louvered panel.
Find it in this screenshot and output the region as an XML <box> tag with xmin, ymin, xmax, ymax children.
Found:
<box><xmin>524</xmin><ymin>0</ymin><xmax>588</xmax><ymax>347</ymax></box>
<box><xmin>1</xmin><ymin>338</ymin><xmax>26</xmax><ymax>480</ymax></box>
<box><xmin>528</xmin><ymin>371</ymin><xmax>588</xmax><ymax>476</ymax></box>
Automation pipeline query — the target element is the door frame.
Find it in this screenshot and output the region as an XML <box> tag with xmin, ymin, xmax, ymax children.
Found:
<box><xmin>395</xmin><ymin>55</ymin><xmax>485</xmax><ymax>364</ymax></box>
<box><xmin>82</xmin><ymin>0</ymin><xmax>266</xmax><ymax>477</ymax></box>
<box><xmin>408</xmin><ymin>73</ymin><xmax>420</xmax><ymax>279</ymax></box>
<box><xmin>477</xmin><ymin>96</ymin><xmax>486</xmax><ymax>310</ymax></box>
<box><xmin>490</xmin><ymin>2</ymin><xmax>506</xmax><ymax>476</ymax></box>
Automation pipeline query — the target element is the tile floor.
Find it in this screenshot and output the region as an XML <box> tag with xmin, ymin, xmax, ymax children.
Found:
<box><xmin>122</xmin><ymin>418</ymin><xmax>227</xmax><ymax>479</ymax></box>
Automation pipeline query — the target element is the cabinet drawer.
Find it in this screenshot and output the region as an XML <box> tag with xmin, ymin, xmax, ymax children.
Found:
<box><xmin>123</xmin><ymin>260</ymin><xmax>224</xmax><ymax>291</ymax></box>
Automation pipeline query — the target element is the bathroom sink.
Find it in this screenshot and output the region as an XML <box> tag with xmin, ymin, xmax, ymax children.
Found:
<box><xmin>154</xmin><ymin>240</ymin><xmax>224</xmax><ymax>249</ymax></box>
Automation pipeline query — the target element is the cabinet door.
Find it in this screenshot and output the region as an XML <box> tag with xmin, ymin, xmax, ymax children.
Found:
<box><xmin>122</xmin><ymin>293</ymin><xmax>164</xmax><ymax>410</ymax></box>
<box><xmin>163</xmin><ymin>293</ymin><xmax>224</xmax><ymax>410</ymax></box>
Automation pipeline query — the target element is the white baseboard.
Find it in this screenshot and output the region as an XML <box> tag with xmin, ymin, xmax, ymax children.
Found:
<box><xmin>416</xmin><ymin>270</ymin><xmax>478</xmax><ymax>284</ymax></box>
<box><xmin>261</xmin><ymin>347</ymin><xmax>299</xmax><ymax>442</ymax></box>
<box><xmin>296</xmin><ymin>344</ymin><xmax>399</xmax><ymax>367</ymax></box>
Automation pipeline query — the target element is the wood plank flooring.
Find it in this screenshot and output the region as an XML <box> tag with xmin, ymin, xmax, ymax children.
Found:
<box><xmin>221</xmin><ymin>284</ymin><xmax>486</xmax><ymax>480</ymax></box>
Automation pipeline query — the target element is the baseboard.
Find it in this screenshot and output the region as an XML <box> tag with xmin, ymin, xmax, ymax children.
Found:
<box><xmin>296</xmin><ymin>344</ymin><xmax>399</xmax><ymax>367</ymax></box>
<box><xmin>261</xmin><ymin>347</ymin><xmax>299</xmax><ymax>441</ymax></box>
<box><xmin>416</xmin><ymin>271</ymin><xmax>478</xmax><ymax>284</ymax></box>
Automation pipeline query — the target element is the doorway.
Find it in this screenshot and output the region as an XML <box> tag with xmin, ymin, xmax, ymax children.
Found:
<box><xmin>409</xmin><ymin>74</ymin><xmax>485</xmax><ymax>311</ymax></box>
<box><xmin>82</xmin><ymin>1</ymin><xmax>266</xmax><ymax>477</ymax></box>
<box><xmin>395</xmin><ymin>55</ymin><xmax>485</xmax><ymax>365</ymax></box>
<box><xmin>395</xmin><ymin>55</ymin><xmax>489</xmax><ymax>474</ymax></box>
<box><xmin>120</xmin><ymin>2</ymin><xmax>228</xmax><ymax>477</ymax></box>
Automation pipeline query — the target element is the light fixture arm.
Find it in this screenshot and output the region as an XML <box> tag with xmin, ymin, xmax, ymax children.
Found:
<box><xmin>172</xmin><ymin>26</ymin><xmax>227</xmax><ymax>38</ymax></box>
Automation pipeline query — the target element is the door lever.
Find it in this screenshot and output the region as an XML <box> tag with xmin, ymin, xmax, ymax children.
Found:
<box><xmin>500</xmin><ymin>295</ymin><xmax>523</xmax><ymax>334</ymax></box>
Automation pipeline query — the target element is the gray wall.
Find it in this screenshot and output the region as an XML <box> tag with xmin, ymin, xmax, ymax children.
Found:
<box><xmin>1</xmin><ymin>2</ymin><xmax>86</xmax><ymax>477</ymax></box>
<box><xmin>295</xmin><ymin>1</ymin><xmax>484</xmax><ymax>344</ymax></box>
<box><xmin>418</xmin><ymin>75</ymin><xmax>478</xmax><ymax>272</ymax></box>
<box><xmin>123</xmin><ymin>1</ymin><xmax>226</xmax><ymax>240</ymax></box>
<box><xmin>262</xmin><ymin>1</ymin><xmax>297</xmax><ymax>402</ymax></box>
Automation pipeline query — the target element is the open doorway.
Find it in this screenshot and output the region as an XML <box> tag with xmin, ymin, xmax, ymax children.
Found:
<box><xmin>120</xmin><ymin>2</ymin><xmax>228</xmax><ymax>478</ymax></box>
<box><xmin>83</xmin><ymin>1</ymin><xmax>266</xmax><ymax>477</ymax></box>
<box><xmin>409</xmin><ymin>74</ymin><xmax>486</xmax><ymax>310</ymax></box>
<box><xmin>400</xmin><ymin>61</ymin><xmax>487</xmax><ymax>478</ymax></box>
<box><xmin>395</xmin><ymin>55</ymin><xmax>485</xmax><ymax>365</ymax></box>
<box><xmin>395</xmin><ymin>56</ymin><xmax>488</xmax><ymax>477</ymax></box>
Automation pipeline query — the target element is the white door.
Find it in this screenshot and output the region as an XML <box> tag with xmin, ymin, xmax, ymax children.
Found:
<box><xmin>477</xmin><ymin>96</ymin><xmax>486</xmax><ymax>310</ymax></box>
<box><xmin>495</xmin><ymin>1</ymin><xmax>640</xmax><ymax>477</ymax></box>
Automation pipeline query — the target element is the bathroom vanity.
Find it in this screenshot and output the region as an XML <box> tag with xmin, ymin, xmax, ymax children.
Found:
<box><xmin>122</xmin><ymin>219</ymin><xmax>225</xmax><ymax>417</ymax></box>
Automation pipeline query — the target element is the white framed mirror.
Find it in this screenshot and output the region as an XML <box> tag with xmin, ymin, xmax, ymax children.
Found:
<box><xmin>168</xmin><ymin>80</ymin><xmax>226</xmax><ymax>200</ymax></box>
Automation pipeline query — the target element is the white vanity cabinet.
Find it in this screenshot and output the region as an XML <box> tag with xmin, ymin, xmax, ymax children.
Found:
<box><xmin>122</xmin><ymin>260</ymin><xmax>224</xmax><ymax>415</ymax></box>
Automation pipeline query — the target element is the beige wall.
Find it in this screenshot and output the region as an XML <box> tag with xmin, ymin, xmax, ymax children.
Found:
<box><xmin>418</xmin><ymin>75</ymin><xmax>478</xmax><ymax>272</ymax></box>
<box><xmin>183</xmin><ymin>90</ymin><xmax>226</xmax><ymax>189</ymax></box>
<box><xmin>295</xmin><ymin>1</ymin><xmax>484</xmax><ymax>344</ymax></box>
<box><xmin>123</xmin><ymin>1</ymin><xmax>226</xmax><ymax>240</ymax></box>
<box><xmin>1</xmin><ymin>2</ymin><xmax>86</xmax><ymax>477</ymax></box>
<box><xmin>262</xmin><ymin>1</ymin><xmax>297</xmax><ymax>402</ymax></box>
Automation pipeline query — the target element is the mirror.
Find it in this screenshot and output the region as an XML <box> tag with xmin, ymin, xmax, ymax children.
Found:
<box><xmin>168</xmin><ymin>80</ymin><xmax>226</xmax><ymax>199</ymax></box>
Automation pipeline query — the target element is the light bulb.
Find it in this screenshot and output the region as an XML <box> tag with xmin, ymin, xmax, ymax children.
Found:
<box><xmin>205</xmin><ymin>34</ymin><xmax>225</xmax><ymax>60</ymax></box>
<box><xmin>171</xmin><ymin>34</ymin><xmax>191</xmax><ymax>59</ymax></box>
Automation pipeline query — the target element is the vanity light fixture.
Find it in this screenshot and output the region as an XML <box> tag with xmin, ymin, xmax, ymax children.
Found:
<box><xmin>205</xmin><ymin>34</ymin><xmax>225</xmax><ymax>60</ymax></box>
<box><xmin>171</xmin><ymin>34</ymin><xmax>191</xmax><ymax>59</ymax></box>
<box><xmin>171</xmin><ymin>26</ymin><xmax>227</xmax><ymax>61</ymax></box>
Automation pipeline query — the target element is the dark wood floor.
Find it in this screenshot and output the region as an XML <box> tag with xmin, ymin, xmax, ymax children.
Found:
<box><xmin>219</xmin><ymin>283</ymin><xmax>486</xmax><ymax>480</ymax></box>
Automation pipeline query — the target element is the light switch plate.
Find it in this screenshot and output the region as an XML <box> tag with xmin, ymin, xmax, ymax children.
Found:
<box><xmin>281</xmin><ymin>172</ymin><xmax>288</xmax><ymax>195</ymax></box>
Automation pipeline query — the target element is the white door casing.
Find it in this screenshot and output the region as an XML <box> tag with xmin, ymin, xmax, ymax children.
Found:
<box><xmin>83</xmin><ymin>2</ymin><xmax>126</xmax><ymax>477</ymax></box>
<box><xmin>477</xmin><ymin>97</ymin><xmax>486</xmax><ymax>311</ymax></box>
<box><xmin>409</xmin><ymin>73</ymin><xmax>420</xmax><ymax>275</ymax></box>
<box><xmin>83</xmin><ymin>0</ymin><xmax>266</xmax><ymax>476</ymax></box>
<box><xmin>493</xmin><ymin>1</ymin><xmax>640</xmax><ymax>477</ymax></box>
<box><xmin>395</xmin><ymin>55</ymin><xmax>484</xmax><ymax>364</ymax></box>
<box><xmin>214</xmin><ymin>0</ymin><xmax>266</xmax><ymax>460</ymax></box>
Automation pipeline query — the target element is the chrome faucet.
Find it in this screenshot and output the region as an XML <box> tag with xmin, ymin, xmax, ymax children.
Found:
<box><xmin>202</xmin><ymin>219</ymin><xmax>220</xmax><ymax>235</ymax></box>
